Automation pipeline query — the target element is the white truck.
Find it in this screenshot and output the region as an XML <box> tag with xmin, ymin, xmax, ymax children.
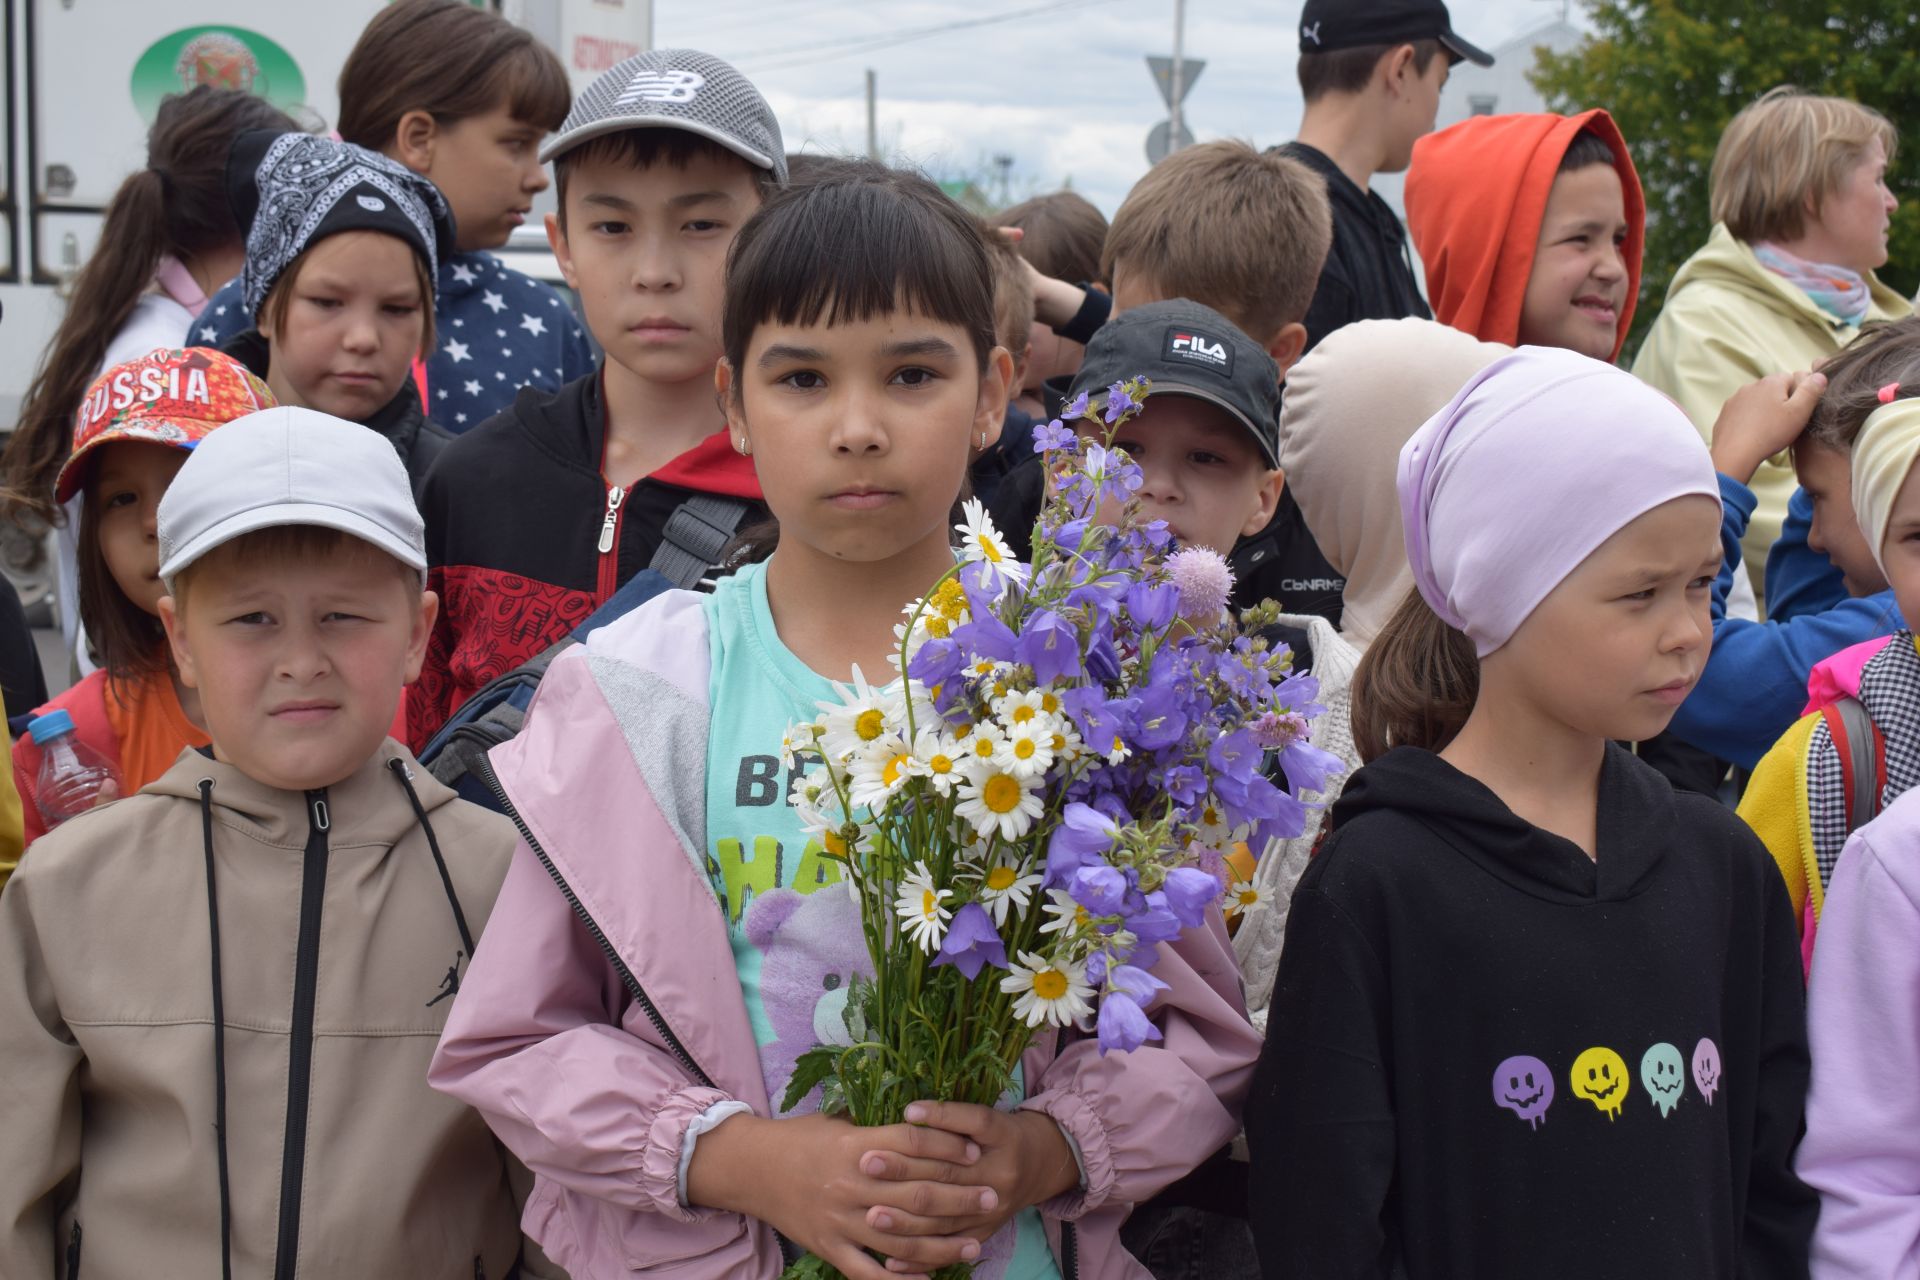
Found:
<box><xmin>0</xmin><ymin>0</ymin><xmax>648</xmax><ymax>605</ymax></box>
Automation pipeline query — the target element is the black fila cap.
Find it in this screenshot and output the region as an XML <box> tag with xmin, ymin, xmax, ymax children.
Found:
<box><xmin>1068</xmin><ymin>299</ymin><xmax>1282</xmax><ymax>467</ymax></box>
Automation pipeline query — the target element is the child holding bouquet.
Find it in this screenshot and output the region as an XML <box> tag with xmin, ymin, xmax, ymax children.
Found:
<box><xmin>1246</xmin><ymin>347</ymin><xmax>1815</xmax><ymax>1277</ymax></box>
<box><xmin>429</xmin><ymin>164</ymin><xmax>1263</xmax><ymax>1279</ymax></box>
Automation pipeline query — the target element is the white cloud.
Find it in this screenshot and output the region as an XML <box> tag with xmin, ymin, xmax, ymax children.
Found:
<box><xmin>660</xmin><ymin>0</ymin><xmax>1586</xmax><ymax>215</ymax></box>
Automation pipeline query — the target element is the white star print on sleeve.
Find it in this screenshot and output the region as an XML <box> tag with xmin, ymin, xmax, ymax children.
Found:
<box><xmin>464</xmin><ymin>379</ymin><xmax>482</xmax><ymax>396</ymax></box>
<box><xmin>482</xmin><ymin>290</ymin><xmax>507</xmax><ymax>314</ymax></box>
<box><xmin>519</xmin><ymin>313</ymin><xmax>548</xmax><ymax>337</ymax></box>
<box><xmin>445</xmin><ymin>339</ymin><xmax>471</xmax><ymax>363</ymax></box>
<box><xmin>451</xmin><ymin>262</ymin><xmax>477</xmax><ymax>286</ymax></box>
<box><xmin>199</xmin><ymin>326</ymin><xmax>218</xmax><ymax>342</ymax></box>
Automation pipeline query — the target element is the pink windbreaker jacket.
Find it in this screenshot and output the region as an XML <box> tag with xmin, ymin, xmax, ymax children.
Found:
<box><xmin>428</xmin><ymin>589</ymin><xmax>1261</xmax><ymax>1278</ymax></box>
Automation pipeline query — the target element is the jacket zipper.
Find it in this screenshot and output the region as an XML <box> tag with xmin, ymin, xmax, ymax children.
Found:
<box><xmin>474</xmin><ymin>755</ymin><xmax>710</xmax><ymax>1086</ymax></box>
<box><xmin>595</xmin><ymin>485</ymin><xmax>627</xmax><ymax>603</ymax></box>
<box><xmin>1060</xmin><ymin>1220</ymin><xmax>1077</xmax><ymax>1278</ymax></box>
<box><xmin>273</xmin><ymin>792</ymin><xmax>331</xmax><ymax>1280</ymax></box>
<box><xmin>475</xmin><ymin>755</ymin><xmax>797</xmax><ymax>1263</ymax></box>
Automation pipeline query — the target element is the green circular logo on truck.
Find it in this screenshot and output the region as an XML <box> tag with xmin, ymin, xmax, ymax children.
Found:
<box><xmin>129</xmin><ymin>26</ymin><xmax>306</xmax><ymax>123</ymax></box>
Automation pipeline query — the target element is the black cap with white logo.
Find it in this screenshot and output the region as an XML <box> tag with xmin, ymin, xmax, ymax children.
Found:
<box><xmin>1298</xmin><ymin>0</ymin><xmax>1493</xmax><ymax>67</ymax></box>
<box><xmin>1068</xmin><ymin>299</ymin><xmax>1282</xmax><ymax>467</ymax></box>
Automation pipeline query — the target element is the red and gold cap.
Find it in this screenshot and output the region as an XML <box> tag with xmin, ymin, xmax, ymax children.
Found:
<box><xmin>57</xmin><ymin>347</ymin><xmax>275</xmax><ymax>503</ymax></box>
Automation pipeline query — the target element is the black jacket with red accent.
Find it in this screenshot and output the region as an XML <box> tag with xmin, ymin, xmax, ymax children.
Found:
<box><xmin>407</xmin><ymin>367</ymin><xmax>763</xmax><ymax>750</ymax></box>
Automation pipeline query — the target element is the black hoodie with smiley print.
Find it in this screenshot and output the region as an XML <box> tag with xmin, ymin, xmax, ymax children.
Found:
<box><xmin>1243</xmin><ymin>742</ymin><xmax>1814</xmax><ymax>1279</ymax></box>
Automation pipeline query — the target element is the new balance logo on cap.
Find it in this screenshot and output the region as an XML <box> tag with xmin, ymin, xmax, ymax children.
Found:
<box><xmin>1167</xmin><ymin>329</ymin><xmax>1232</xmax><ymax>373</ymax></box>
<box><xmin>617</xmin><ymin>68</ymin><xmax>705</xmax><ymax>106</ymax></box>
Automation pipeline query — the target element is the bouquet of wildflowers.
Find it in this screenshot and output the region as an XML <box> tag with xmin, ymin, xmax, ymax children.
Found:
<box><xmin>780</xmin><ymin>380</ymin><xmax>1336</xmax><ymax>1279</ymax></box>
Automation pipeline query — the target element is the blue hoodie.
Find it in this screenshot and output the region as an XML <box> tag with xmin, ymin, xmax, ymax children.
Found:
<box><xmin>1667</xmin><ymin>475</ymin><xmax>1903</xmax><ymax>768</ymax></box>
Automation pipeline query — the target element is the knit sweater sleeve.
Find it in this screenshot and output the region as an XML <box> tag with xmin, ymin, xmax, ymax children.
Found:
<box><xmin>1236</xmin><ymin>618</ymin><xmax>1360</xmax><ymax>1027</ymax></box>
<box><xmin>1245</xmin><ymin>879</ymin><xmax>1395</xmax><ymax>1279</ymax></box>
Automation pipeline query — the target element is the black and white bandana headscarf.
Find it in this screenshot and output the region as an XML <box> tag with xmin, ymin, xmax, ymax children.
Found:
<box><xmin>228</xmin><ymin>130</ymin><xmax>456</xmax><ymax>321</ymax></box>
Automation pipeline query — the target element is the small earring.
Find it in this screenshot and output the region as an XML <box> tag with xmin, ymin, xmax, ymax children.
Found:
<box><xmin>977</xmin><ymin>431</ymin><xmax>990</xmax><ymax>449</ymax></box>
<box><xmin>734</xmin><ymin>436</ymin><xmax>750</xmax><ymax>456</ymax></box>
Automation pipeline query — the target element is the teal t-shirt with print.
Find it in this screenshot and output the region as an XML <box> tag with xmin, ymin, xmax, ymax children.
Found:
<box><xmin>702</xmin><ymin>561</ymin><xmax>1060</xmax><ymax>1280</ymax></box>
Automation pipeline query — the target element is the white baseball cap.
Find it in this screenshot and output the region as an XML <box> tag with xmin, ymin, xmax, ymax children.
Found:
<box><xmin>158</xmin><ymin>405</ymin><xmax>427</xmax><ymax>584</ymax></box>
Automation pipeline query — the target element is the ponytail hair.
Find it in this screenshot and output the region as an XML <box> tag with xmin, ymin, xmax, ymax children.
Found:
<box><xmin>1349</xmin><ymin>586</ymin><xmax>1481</xmax><ymax>762</ymax></box>
<box><xmin>0</xmin><ymin>87</ymin><xmax>297</xmax><ymax>555</ymax></box>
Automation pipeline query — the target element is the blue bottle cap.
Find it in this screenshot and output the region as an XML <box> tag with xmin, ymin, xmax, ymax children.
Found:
<box><xmin>27</xmin><ymin>709</ymin><xmax>76</xmax><ymax>745</ymax></box>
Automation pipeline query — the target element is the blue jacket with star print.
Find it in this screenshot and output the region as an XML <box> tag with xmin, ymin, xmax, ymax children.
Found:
<box><xmin>195</xmin><ymin>250</ymin><xmax>596</xmax><ymax>433</ymax></box>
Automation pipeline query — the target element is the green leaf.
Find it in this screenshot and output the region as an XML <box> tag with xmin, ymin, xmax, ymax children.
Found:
<box><xmin>780</xmin><ymin>1046</ymin><xmax>841</xmax><ymax>1115</ymax></box>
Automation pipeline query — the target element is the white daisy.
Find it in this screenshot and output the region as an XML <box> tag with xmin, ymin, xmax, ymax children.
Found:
<box><xmin>956</xmin><ymin>498</ymin><xmax>1029</xmax><ymax>586</ymax></box>
<box><xmin>976</xmin><ymin>855</ymin><xmax>1044</xmax><ymax>926</ymax></box>
<box><xmin>995</xmin><ymin>721</ymin><xmax>1057</xmax><ymax>779</ymax></box>
<box><xmin>1194</xmin><ymin>795</ymin><xmax>1231</xmax><ymax>847</ymax></box>
<box><xmin>817</xmin><ymin>666</ymin><xmax>896</xmax><ymax>763</ymax></box>
<box><xmin>913</xmin><ymin>728</ymin><xmax>967</xmax><ymax>796</ymax></box>
<box><xmin>847</xmin><ymin>734</ymin><xmax>924</xmax><ymax>809</ymax></box>
<box><xmin>1223</xmin><ymin>879</ymin><xmax>1270</xmax><ymax>921</ymax></box>
<box><xmin>964</xmin><ymin>656</ymin><xmax>1011</xmax><ymax>688</ymax></box>
<box><xmin>789</xmin><ymin>766</ymin><xmax>833</xmax><ymax>812</ymax></box>
<box><xmin>779</xmin><ymin>720</ymin><xmax>818</xmax><ymax>771</ymax></box>
<box><xmin>893</xmin><ymin>861</ymin><xmax>953</xmax><ymax>952</ymax></box>
<box><xmin>960</xmin><ymin>723</ymin><xmax>1006</xmax><ymax>769</ymax></box>
<box><xmin>1045</xmin><ymin>717</ymin><xmax>1084</xmax><ymax>764</ymax></box>
<box><xmin>1000</xmin><ymin>951</ymin><xmax>1094</xmax><ymax>1028</ymax></box>
<box><xmin>994</xmin><ymin>688</ymin><xmax>1053</xmax><ymax>731</ymax></box>
<box><xmin>955</xmin><ymin>763</ymin><xmax>1045</xmax><ymax>841</ymax></box>
<box><xmin>1038</xmin><ymin>888</ymin><xmax>1088</xmax><ymax>936</ymax></box>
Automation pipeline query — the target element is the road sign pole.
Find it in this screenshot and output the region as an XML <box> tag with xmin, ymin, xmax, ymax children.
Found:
<box><xmin>1169</xmin><ymin>0</ymin><xmax>1186</xmax><ymax>156</ymax></box>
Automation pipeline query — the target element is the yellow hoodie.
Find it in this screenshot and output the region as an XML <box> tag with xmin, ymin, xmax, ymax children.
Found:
<box><xmin>1633</xmin><ymin>223</ymin><xmax>1911</xmax><ymax>609</ymax></box>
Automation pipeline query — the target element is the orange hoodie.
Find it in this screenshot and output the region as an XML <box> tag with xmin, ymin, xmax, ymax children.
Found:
<box><xmin>1405</xmin><ymin>109</ymin><xmax>1645</xmax><ymax>362</ymax></box>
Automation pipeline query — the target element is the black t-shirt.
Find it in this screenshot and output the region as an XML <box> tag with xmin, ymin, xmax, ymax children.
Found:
<box><xmin>1276</xmin><ymin>141</ymin><xmax>1432</xmax><ymax>352</ymax></box>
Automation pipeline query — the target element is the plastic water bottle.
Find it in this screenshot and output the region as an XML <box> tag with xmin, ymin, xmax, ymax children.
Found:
<box><xmin>29</xmin><ymin>710</ymin><xmax>121</xmax><ymax>827</ymax></box>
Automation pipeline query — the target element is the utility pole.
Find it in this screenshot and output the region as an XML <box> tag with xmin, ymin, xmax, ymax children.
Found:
<box><xmin>866</xmin><ymin>69</ymin><xmax>879</xmax><ymax>161</ymax></box>
<box><xmin>1168</xmin><ymin>0</ymin><xmax>1186</xmax><ymax>156</ymax></box>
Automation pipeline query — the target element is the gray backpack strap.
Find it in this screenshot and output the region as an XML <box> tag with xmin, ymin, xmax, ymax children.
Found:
<box><xmin>649</xmin><ymin>494</ymin><xmax>752</xmax><ymax>589</ymax></box>
<box><xmin>1833</xmin><ymin>695</ymin><xmax>1882</xmax><ymax>837</ymax></box>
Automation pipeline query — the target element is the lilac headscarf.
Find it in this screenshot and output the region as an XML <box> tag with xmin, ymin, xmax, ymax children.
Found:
<box><xmin>1398</xmin><ymin>346</ymin><xmax>1719</xmax><ymax>657</ymax></box>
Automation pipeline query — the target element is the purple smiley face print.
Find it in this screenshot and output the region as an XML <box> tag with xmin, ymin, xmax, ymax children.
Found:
<box><xmin>1692</xmin><ymin>1037</ymin><xmax>1721</xmax><ymax>1104</ymax></box>
<box><xmin>1492</xmin><ymin>1055</ymin><xmax>1555</xmax><ymax>1130</ymax></box>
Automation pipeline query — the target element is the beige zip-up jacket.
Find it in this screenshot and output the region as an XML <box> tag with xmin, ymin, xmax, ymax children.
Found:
<box><xmin>0</xmin><ymin>739</ymin><xmax>560</xmax><ymax>1279</ymax></box>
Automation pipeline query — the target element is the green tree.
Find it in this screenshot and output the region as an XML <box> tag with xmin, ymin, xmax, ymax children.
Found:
<box><xmin>1533</xmin><ymin>1</ymin><xmax>1920</xmax><ymax>356</ymax></box>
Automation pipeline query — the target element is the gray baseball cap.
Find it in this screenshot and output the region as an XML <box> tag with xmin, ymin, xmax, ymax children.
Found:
<box><xmin>540</xmin><ymin>48</ymin><xmax>787</xmax><ymax>181</ymax></box>
<box><xmin>158</xmin><ymin>406</ymin><xmax>426</xmax><ymax>584</ymax></box>
<box><xmin>1068</xmin><ymin>299</ymin><xmax>1284</xmax><ymax>467</ymax></box>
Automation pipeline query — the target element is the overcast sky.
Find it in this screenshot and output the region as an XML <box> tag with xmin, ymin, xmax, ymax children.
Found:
<box><xmin>655</xmin><ymin>0</ymin><xmax>1588</xmax><ymax>214</ymax></box>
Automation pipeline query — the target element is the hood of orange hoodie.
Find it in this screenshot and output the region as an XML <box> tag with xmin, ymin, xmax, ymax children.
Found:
<box><xmin>1405</xmin><ymin>109</ymin><xmax>1645</xmax><ymax>362</ymax></box>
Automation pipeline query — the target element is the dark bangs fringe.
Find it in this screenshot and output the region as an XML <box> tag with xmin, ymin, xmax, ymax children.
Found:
<box><xmin>721</xmin><ymin>160</ymin><xmax>998</xmax><ymax>374</ymax></box>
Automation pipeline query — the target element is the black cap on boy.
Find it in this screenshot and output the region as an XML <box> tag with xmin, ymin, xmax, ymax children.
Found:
<box><xmin>1298</xmin><ymin>0</ymin><xmax>1494</xmax><ymax>67</ymax></box>
<box><xmin>226</xmin><ymin>130</ymin><xmax>455</xmax><ymax>322</ymax></box>
<box><xmin>1068</xmin><ymin>299</ymin><xmax>1283</xmax><ymax>468</ymax></box>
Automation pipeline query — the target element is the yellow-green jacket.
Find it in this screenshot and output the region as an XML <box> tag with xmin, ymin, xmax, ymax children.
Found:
<box><xmin>1633</xmin><ymin>223</ymin><xmax>1911</xmax><ymax>610</ymax></box>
